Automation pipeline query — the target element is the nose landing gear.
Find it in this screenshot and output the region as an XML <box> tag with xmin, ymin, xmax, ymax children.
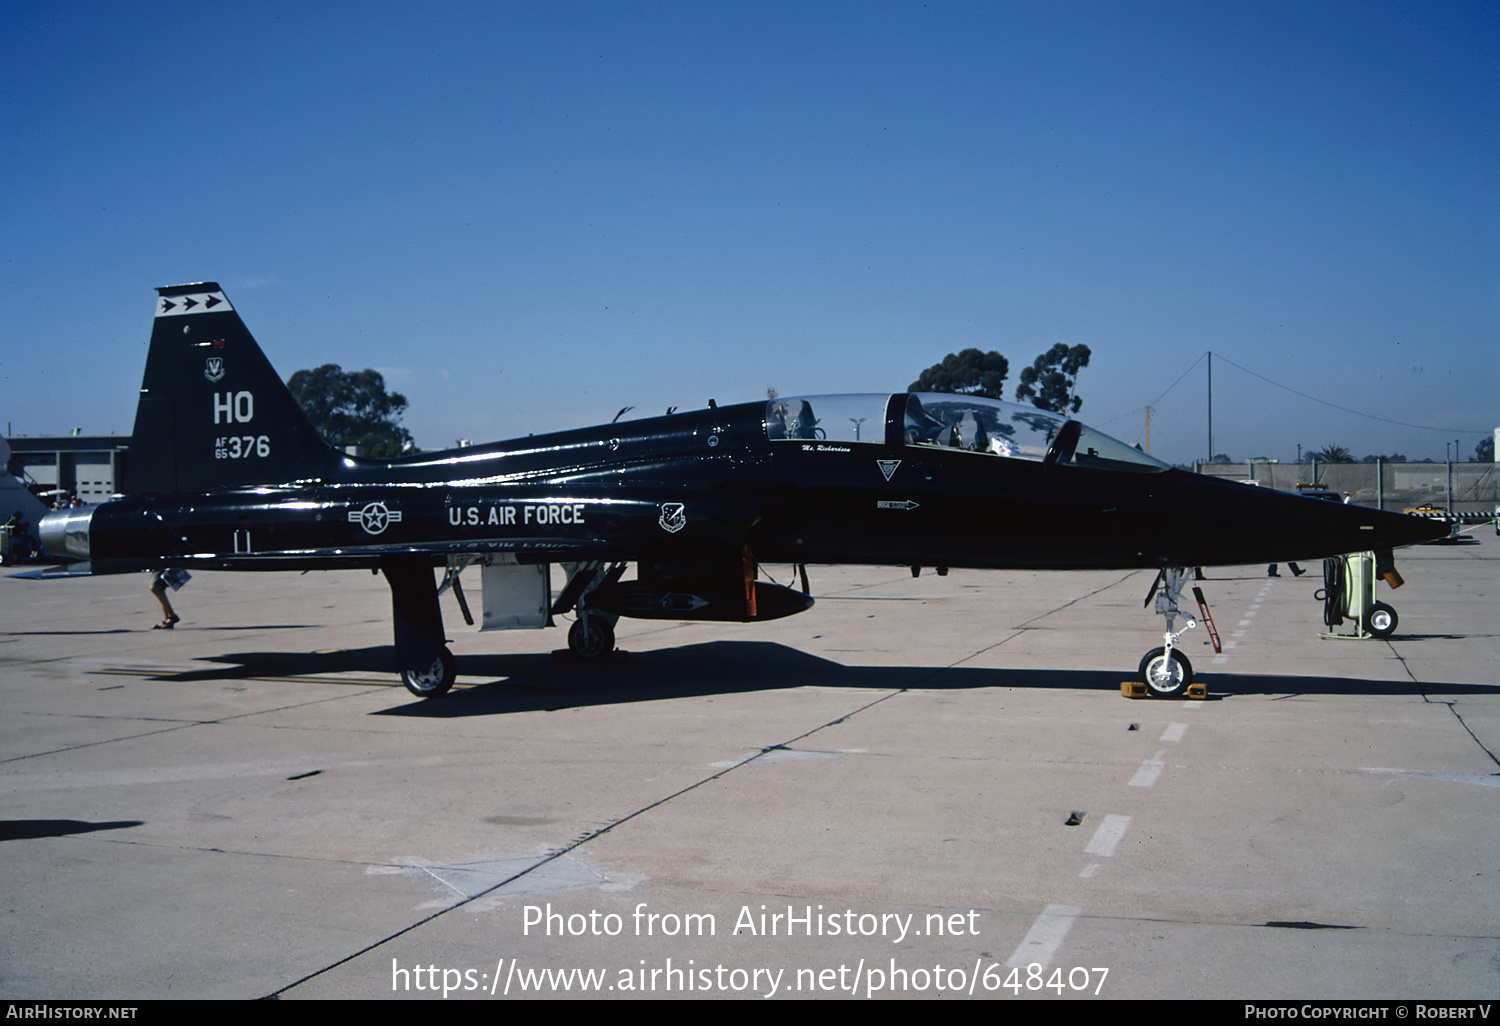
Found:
<box><xmin>1131</xmin><ymin>567</ymin><xmax>1211</xmax><ymax>699</ymax></box>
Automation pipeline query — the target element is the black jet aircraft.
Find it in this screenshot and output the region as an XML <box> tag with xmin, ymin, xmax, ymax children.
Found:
<box><xmin>36</xmin><ymin>283</ymin><xmax>1446</xmax><ymax>699</ymax></box>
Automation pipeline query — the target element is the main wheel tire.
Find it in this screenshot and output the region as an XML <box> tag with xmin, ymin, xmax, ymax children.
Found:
<box><xmin>568</xmin><ymin>618</ymin><xmax>615</xmax><ymax>660</ymax></box>
<box><xmin>1365</xmin><ymin>602</ymin><xmax>1398</xmax><ymax>638</ymax></box>
<box><xmin>401</xmin><ymin>646</ymin><xmax>455</xmax><ymax>698</ymax></box>
<box><xmin>1139</xmin><ymin>647</ymin><xmax>1194</xmax><ymax>698</ymax></box>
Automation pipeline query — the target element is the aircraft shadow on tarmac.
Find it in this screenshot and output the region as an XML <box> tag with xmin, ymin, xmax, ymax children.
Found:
<box><xmin>115</xmin><ymin>641</ymin><xmax>1495</xmax><ymax>717</ymax></box>
<box><xmin>7</xmin><ymin>629</ymin><xmax>139</xmax><ymax>636</ymax></box>
<box><xmin>6</xmin><ymin>625</ymin><xmax>325</xmax><ymax>637</ymax></box>
<box><xmin>0</xmin><ymin>819</ymin><xmax>144</xmax><ymax>842</ymax></box>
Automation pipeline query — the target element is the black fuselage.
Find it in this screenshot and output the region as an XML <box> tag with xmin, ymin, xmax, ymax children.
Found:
<box><xmin>68</xmin><ymin>399</ymin><xmax>1442</xmax><ymax>576</ymax></box>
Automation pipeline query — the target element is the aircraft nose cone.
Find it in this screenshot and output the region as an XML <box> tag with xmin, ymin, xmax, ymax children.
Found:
<box><xmin>1244</xmin><ymin>487</ymin><xmax>1454</xmax><ymax>564</ymax></box>
<box><xmin>1342</xmin><ymin>504</ymin><xmax>1452</xmax><ymax>553</ymax></box>
<box><xmin>1393</xmin><ymin>511</ymin><xmax>1454</xmax><ymax>548</ymax></box>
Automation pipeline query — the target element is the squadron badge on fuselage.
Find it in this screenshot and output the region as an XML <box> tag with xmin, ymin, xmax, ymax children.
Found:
<box><xmin>658</xmin><ymin>502</ymin><xmax>687</xmax><ymax>534</ymax></box>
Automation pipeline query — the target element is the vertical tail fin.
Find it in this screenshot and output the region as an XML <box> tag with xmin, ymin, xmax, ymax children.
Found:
<box><xmin>121</xmin><ymin>283</ymin><xmax>333</xmax><ymax>495</ymax></box>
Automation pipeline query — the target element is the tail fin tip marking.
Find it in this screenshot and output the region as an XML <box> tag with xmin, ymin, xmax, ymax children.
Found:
<box><xmin>155</xmin><ymin>283</ymin><xmax>232</xmax><ymax>318</ymax></box>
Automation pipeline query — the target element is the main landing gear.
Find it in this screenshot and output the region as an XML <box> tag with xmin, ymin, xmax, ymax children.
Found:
<box><xmin>401</xmin><ymin>647</ymin><xmax>456</xmax><ymax>698</ymax></box>
<box><xmin>383</xmin><ymin>556</ymin><xmax>458</xmax><ymax>698</ymax></box>
<box><xmin>1135</xmin><ymin>567</ymin><xmax>1214</xmax><ymax>699</ymax></box>
<box><xmin>556</xmin><ymin>561</ymin><xmax>625</xmax><ymax>660</ymax></box>
<box><xmin>568</xmin><ymin>616</ymin><xmax>615</xmax><ymax>659</ymax></box>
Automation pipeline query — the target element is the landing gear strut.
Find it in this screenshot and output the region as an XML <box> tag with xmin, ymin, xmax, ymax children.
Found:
<box><xmin>1139</xmin><ymin>567</ymin><xmax>1201</xmax><ymax>698</ymax></box>
<box><xmin>383</xmin><ymin>556</ymin><xmax>457</xmax><ymax>698</ymax></box>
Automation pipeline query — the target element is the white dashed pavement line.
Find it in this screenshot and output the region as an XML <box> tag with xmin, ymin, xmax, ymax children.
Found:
<box><xmin>1129</xmin><ymin>751</ymin><xmax>1166</xmax><ymax>787</ymax></box>
<box><xmin>1004</xmin><ymin>904</ymin><xmax>1082</xmax><ymax>970</ymax></box>
<box><xmin>1159</xmin><ymin>722</ymin><xmax>1188</xmax><ymax>743</ymax></box>
<box><xmin>1083</xmin><ymin>814</ymin><xmax>1131</xmax><ymax>857</ymax></box>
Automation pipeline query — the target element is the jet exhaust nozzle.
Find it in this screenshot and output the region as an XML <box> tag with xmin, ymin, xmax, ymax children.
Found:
<box><xmin>39</xmin><ymin>505</ymin><xmax>95</xmax><ymax>560</ymax></box>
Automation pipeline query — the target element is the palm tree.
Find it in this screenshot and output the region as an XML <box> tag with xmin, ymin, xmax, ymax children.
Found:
<box><xmin>1312</xmin><ymin>445</ymin><xmax>1356</xmax><ymax>464</ymax></box>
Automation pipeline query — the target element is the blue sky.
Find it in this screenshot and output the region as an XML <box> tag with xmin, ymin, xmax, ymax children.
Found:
<box><xmin>3</xmin><ymin>0</ymin><xmax>1495</xmax><ymax>464</ymax></box>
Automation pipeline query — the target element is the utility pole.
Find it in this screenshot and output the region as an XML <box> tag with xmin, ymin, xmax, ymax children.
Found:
<box><xmin>1447</xmin><ymin>441</ymin><xmax>1455</xmax><ymax>516</ymax></box>
<box><xmin>1207</xmin><ymin>351</ymin><xmax>1213</xmax><ymax>462</ymax></box>
<box><xmin>1144</xmin><ymin>405</ymin><xmax>1151</xmax><ymax>454</ymax></box>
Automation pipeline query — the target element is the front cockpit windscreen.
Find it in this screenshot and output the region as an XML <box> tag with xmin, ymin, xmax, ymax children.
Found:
<box><xmin>765</xmin><ymin>395</ymin><xmax>890</xmax><ymax>444</ymax></box>
<box><xmin>903</xmin><ymin>394</ymin><xmax>1168</xmax><ymax>472</ymax></box>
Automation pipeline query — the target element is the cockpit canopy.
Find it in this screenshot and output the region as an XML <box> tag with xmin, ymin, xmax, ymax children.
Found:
<box><xmin>766</xmin><ymin>393</ymin><xmax>1168</xmax><ymax>473</ymax></box>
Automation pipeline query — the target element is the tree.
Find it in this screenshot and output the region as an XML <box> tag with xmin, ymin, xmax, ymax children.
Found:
<box><xmin>1015</xmin><ymin>343</ymin><xmax>1091</xmax><ymax>414</ymax></box>
<box><xmin>909</xmin><ymin>349</ymin><xmax>1009</xmax><ymax>400</ymax></box>
<box><xmin>287</xmin><ymin>364</ymin><xmax>415</xmax><ymax>458</ymax></box>
<box><xmin>1473</xmin><ymin>437</ymin><xmax>1495</xmax><ymax>463</ymax></box>
<box><xmin>1312</xmin><ymin>445</ymin><xmax>1356</xmax><ymax>464</ymax></box>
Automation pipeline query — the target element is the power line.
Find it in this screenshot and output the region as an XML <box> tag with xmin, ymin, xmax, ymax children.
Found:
<box><xmin>1211</xmin><ymin>352</ymin><xmax>1491</xmax><ymax>435</ymax></box>
<box><xmin>1149</xmin><ymin>352</ymin><xmax>1206</xmax><ymax>408</ymax></box>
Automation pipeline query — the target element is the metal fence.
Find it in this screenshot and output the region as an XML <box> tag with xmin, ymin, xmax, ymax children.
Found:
<box><xmin>1195</xmin><ymin>461</ymin><xmax>1499</xmax><ymax>516</ymax></box>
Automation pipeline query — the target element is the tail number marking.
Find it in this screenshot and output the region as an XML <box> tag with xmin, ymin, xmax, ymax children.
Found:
<box><xmin>215</xmin><ymin>436</ymin><xmax>271</xmax><ymax>459</ymax></box>
<box><xmin>213</xmin><ymin>391</ymin><xmax>255</xmax><ymax>424</ymax></box>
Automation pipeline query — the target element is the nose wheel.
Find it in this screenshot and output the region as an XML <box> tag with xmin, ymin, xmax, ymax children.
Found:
<box><xmin>1139</xmin><ymin>646</ymin><xmax>1194</xmax><ymax>697</ymax></box>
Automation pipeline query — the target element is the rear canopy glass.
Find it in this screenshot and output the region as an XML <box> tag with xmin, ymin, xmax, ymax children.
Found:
<box><xmin>903</xmin><ymin>394</ymin><xmax>1168</xmax><ymax>472</ymax></box>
